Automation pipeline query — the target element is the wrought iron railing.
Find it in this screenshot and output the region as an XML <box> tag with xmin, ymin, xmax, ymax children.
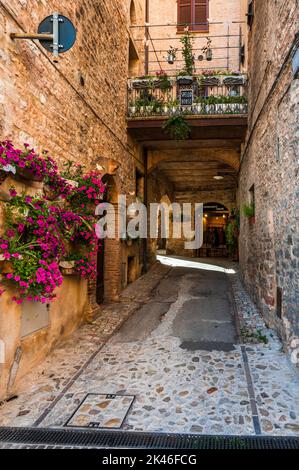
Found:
<box><xmin>127</xmin><ymin>74</ymin><xmax>248</xmax><ymax>118</ymax></box>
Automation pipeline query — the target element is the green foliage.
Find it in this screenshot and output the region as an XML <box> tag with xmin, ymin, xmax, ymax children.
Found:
<box><xmin>241</xmin><ymin>327</ymin><xmax>268</xmax><ymax>345</ymax></box>
<box><xmin>163</xmin><ymin>114</ymin><xmax>191</xmax><ymax>140</ymax></box>
<box><xmin>180</xmin><ymin>30</ymin><xmax>194</xmax><ymax>76</ymax></box>
<box><xmin>242</xmin><ymin>203</ymin><xmax>255</xmax><ymax>218</ymax></box>
<box><xmin>195</xmin><ymin>95</ymin><xmax>247</xmax><ymax>105</ymax></box>
<box><xmin>61</xmin><ymin>160</ymin><xmax>85</xmax><ymax>181</ymax></box>
<box><xmin>135</xmin><ymin>93</ymin><xmax>163</xmax><ymax>112</ymax></box>
<box><xmin>225</xmin><ymin>209</ymin><xmax>240</xmax><ymax>258</ymax></box>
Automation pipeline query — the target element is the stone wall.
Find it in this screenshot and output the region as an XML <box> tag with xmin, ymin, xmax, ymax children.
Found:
<box><xmin>0</xmin><ymin>0</ymin><xmax>146</xmax><ymax>399</ymax></box>
<box><xmin>238</xmin><ymin>1</ymin><xmax>299</xmax><ymax>352</ymax></box>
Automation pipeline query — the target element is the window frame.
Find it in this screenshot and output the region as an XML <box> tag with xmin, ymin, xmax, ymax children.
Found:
<box><xmin>177</xmin><ymin>0</ymin><xmax>209</xmax><ymax>33</ymax></box>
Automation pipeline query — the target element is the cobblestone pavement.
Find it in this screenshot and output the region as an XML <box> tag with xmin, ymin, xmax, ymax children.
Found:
<box><xmin>0</xmin><ymin>257</ymin><xmax>298</xmax><ymax>437</ymax></box>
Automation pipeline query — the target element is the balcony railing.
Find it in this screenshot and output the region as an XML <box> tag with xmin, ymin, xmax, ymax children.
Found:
<box><xmin>127</xmin><ymin>73</ymin><xmax>248</xmax><ymax>118</ymax></box>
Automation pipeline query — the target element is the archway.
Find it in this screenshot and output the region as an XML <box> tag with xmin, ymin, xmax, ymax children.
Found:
<box><xmin>130</xmin><ymin>0</ymin><xmax>137</xmax><ymax>25</ymax></box>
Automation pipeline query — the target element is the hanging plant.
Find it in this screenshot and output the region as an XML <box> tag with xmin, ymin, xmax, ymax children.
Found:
<box><xmin>166</xmin><ymin>45</ymin><xmax>178</xmax><ymax>64</ymax></box>
<box><xmin>180</xmin><ymin>29</ymin><xmax>194</xmax><ymax>76</ymax></box>
<box><xmin>163</xmin><ymin>114</ymin><xmax>191</xmax><ymax>140</ymax></box>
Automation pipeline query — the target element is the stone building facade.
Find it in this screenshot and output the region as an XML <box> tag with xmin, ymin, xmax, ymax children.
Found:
<box><xmin>146</xmin><ymin>0</ymin><xmax>247</xmax><ymax>76</ymax></box>
<box><xmin>0</xmin><ymin>0</ymin><xmax>146</xmax><ymax>400</ymax></box>
<box><xmin>238</xmin><ymin>0</ymin><xmax>299</xmax><ymax>352</ymax></box>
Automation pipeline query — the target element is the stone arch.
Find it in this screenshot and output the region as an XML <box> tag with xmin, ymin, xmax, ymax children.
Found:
<box><xmin>147</xmin><ymin>150</ymin><xmax>240</xmax><ymax>174</ymax></box>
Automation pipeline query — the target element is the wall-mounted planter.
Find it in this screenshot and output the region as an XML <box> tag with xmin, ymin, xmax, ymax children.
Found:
<box><xmin>0</xmin><ymin>175</ymin><xmax>44</xmax><ymax>201</ymax></box>
<box><xmin>176</xmin><ymin>76</ymin><xmax>193</xmax><ymax>86</ymax></box>
<box><xmin>17</xmin><ymin>167</ymin><xmax>44</xmax><ymax>182</ymax></box>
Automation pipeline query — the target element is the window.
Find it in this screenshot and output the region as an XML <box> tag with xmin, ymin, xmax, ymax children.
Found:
<box><xmin>177</xmin><ymin>0</ymin><xmax>209</xmax><ymax>32</ymax></box>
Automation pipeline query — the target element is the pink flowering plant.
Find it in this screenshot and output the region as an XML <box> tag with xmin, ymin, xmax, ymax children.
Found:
<box><xmin>0</xmin><ymin>142</ymin><xmax>106</xmax><ymax>303</ymax></box>
<box><xmin>66</xmin><ymin>171</ymin><xmax>106</xmax><ymax>215</ymax></box>
<box><xmin>0</xmin><ymin>140</ymin><xmax>57</xmax><ymax>182</ymax></box>
<box><xmin>0</xmin><ymin>193</ymin><xmax>65</xmax><ymax>303</ymax></box>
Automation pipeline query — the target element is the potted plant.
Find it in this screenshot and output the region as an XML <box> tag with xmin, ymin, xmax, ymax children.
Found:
<box><xmin>129</xmin><ymin>101</ymin><xmax>136</xmax><ymax>115</ymax></box>
<box><xmin>243</xmin><ymin>203</ymin><xmax>255</xmax><ymax>225</ymax></box>
<box><xmin>163</xmin><ymin>114</ymin><xmax>191</xmax><ymax>140</ymax></box>
<box><xmin>166</xmin><ymin>46</ymin><xmax>178</xmax><ymax>65</ymax></box>
<box><xmin>168</xmin><ymin>98</ymin><xmax>180</xmax><ymax>114</ymax></box>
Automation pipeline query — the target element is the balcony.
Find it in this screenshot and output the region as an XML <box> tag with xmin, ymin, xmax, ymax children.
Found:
<box><xmin>127</xmin><ymin>73</ymin><xmax>248</xmax><ymax>119</ymax></box>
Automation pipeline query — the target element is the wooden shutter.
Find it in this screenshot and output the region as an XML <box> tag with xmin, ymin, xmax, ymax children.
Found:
<box><xmin>178</xmin><ymin>0</ymin><xmax>192</xmax><ymax>32</ymax></box>
<box><xmin>194</xmin><ymin>0</ymin><xmax>208</xmax><ymax>31</ymax></box>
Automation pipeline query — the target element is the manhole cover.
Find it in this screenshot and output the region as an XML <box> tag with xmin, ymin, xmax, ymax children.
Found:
<box><xmin>65</xmin><ymin>394</ymin><xmax>135</xmax><ymax>429</ymax></box>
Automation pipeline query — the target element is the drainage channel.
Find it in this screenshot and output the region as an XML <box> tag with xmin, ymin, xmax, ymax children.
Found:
<box><xmin>0</xmin><ymin>427</ymin><xmax>298</xmax><ymax>449</ymax></box>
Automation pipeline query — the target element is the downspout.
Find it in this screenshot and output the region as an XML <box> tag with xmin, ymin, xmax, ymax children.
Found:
<box><xmin>144</xmin><ymin>0</ymin><xmax>149</xmax><ymax>75</ymax></box>
<box><xmin>142</xmin><ymin>147</ymin><xmax>148</xmax><ymax>273</ymax></box>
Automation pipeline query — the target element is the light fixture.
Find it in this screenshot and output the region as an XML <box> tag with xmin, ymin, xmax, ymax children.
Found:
<box><xmin>213</xmin><ymin>175</ymin><xmax>224</xmax><ymax>180</ymax></box>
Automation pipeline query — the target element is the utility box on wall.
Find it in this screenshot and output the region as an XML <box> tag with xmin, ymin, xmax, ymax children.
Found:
<box><xmin>21</xmin><ymin>302</ymin><xmax>49</xmax><ymax>338</ymax></box>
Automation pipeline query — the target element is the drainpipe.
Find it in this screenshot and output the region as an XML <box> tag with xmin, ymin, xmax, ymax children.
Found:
<box><xmin>144</xmin><ymin>0</ymin><xmax>149</xmax><ymax>75</ymax></box>
<box><xmin>142</xmin><ymin>147</ymin><xmax>148</xmax><ymax>273</ymax></box>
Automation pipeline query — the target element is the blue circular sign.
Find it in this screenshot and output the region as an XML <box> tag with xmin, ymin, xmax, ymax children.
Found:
<box><xmin>38</xmin><ymin>15</ymin><xmax>76</xmax><ymax>53</ymax></box>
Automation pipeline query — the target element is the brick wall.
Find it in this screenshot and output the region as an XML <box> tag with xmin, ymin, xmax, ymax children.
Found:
<box><xmin>146</xmin><ymin>0</ymin><xmax>245</xmax><ymax>75</ymax></box>
<box><xmin>238</xmin><ymin>0</ymin><xmax>299</xmax><ymax>351</ymax></box>
<box><xmin>0</xmin><ymin>0</ymin><xmax>146</xmax><ymax>398</ymax></box>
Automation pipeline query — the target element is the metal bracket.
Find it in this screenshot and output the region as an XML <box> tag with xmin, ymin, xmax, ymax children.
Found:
<box><xmin>52</xmin><ymin>12</ymin><xmax>59</xmax><ymax>60</ymax></box>
<box><xmin>10</xmin><ymin>12</ymin><xmax>60</xmax><ymax>62</ymax></box>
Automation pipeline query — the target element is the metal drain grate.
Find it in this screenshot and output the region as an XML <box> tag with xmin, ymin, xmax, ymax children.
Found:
<box><xmin>0</xmin><ymin>427</ymin><xmax>298</xmax><ymax>449</ymax></box>
<box><xmin>65</xmin><ymin>394</ymin><xmax>135</xmax><ymax>429</ymax></box>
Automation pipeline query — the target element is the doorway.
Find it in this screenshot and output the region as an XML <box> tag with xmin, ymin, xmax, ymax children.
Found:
<box><xmin>199</xmin><ymin>203</ymin><xmax>229</xmax><ymax>258</ymax></box>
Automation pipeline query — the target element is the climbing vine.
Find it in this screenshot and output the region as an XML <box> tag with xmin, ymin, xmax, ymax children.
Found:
<box><xmin>180</xmin><ymin>29</ymin><xmax>194</xmax><ymax>76</ymax></box>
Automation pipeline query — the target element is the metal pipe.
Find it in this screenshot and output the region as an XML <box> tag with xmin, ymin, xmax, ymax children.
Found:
<box><xmin>144</xmin><ymin>0</ymin><xmax>149</xmax><ymax>75</ymax></box>
<box><xmin>130</xmin><ymin>21</ymin><xmax>246</xmax><ymax>28</ymax></box>
<box><xmin>135</xmin><ymin>34</ymin><xmax>242</xmax><ymax>41</ymax></box>
<box><xmin>10</xmin><ymin>33</ymin><xmax>53</xmax><ymax>40</ymax></box>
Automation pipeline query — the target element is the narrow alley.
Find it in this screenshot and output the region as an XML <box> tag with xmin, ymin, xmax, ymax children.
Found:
<box><xmin>0</xmin><ymin>257</ymin><xmax>298</xmax><ymax>437</ymax></box>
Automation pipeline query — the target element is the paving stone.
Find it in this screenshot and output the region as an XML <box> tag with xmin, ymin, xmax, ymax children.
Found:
<box><xmin>0</xmin><ymin>260</ymin><xmax>298</xmax><ymax>437</ymax></box>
